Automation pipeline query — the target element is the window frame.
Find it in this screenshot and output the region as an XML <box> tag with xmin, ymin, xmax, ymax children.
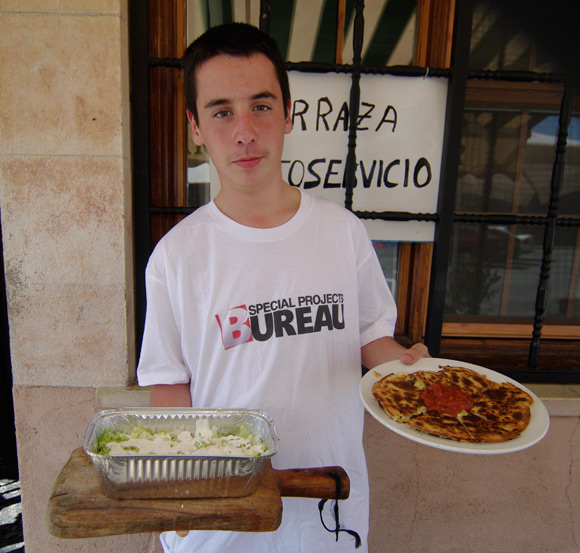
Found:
<box><xmin>129</xmin><ymin>0</ymin><xmax>580</xmax><ymax>383</ymax></box>
<box><xmin>432</xmin><ymin>2</ymin><xmax>580</xmax><ymax>381</ymax></box>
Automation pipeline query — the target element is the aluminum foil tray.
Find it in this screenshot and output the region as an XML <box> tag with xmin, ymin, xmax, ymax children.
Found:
<box><xmin>83</xmin><ymin>408</ymin><xmax>279</xmax><ymax>499</ymax></box>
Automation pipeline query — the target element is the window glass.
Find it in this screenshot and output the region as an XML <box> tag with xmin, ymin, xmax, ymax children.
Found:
<box><xmin>372</xmin><ymin>240</ymin><xmax>398</xmax><ymax>297</ymax></box>
<box><xmin>187</xmin><ymin>146</ymin><xmax>211</xmax><ymax>208</ymax></box>
<box><xmin>269</xmin><ymin>0</ymin><xmax>417</xmax><ymax>65</ymax></box>
<box><xmin>456</xmin><ymin>110</ymin><xmax>579</xmax><ymax>217</ymax></box>
<box><xmin>187</xmin><ymin>0</ymin><xmax>419</xmax><ymax>66</ymax></box>
<box><xmin>344</xmin><ymin>0</ymin><xmax>417</xmax><ymax>66</ymax></box>
<box><xmin>523</xmin><ymin>114</ymin><xmax>579</xmax><ymax>218</ymax></box>
<box><xmin>559</xmin><ymin>115</ymin><xmax>580</xmax><ymax>217</ymax></box>
<box><xmin>470</xmin><ymin>0</ymin><xmax>555</xmax><ymax>73</ymax></box>
<box><xmin>549</xmin><ymin>227</ymin><xmax>580</xmax><ymax>320</ymax></box>
<box><xmin>448</xmin><ymin>110</ymin><xmax>579</xmax><ymax>323</ymax></box>
<box><xmin>445</xmin><ymin>222</ymin><xmax>538</xmax><ymax>319</ymax></box>
<box><xmin>457</xmin><ymin>109</ymin><xmax>528</xmax><ymax>214</ymax></box>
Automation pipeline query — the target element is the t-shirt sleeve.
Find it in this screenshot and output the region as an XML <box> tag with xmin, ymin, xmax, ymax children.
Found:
<box><xmin>137</xmin><ymin>247</ymin><xmax>191</xmax><ymax>387</ymax></box>
<box><xmin>355</xmin><ymin>226</ymin><xmax>397</xmax><ymax>347</ymax></box>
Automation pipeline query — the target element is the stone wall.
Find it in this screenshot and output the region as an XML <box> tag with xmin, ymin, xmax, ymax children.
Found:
<box><xmin>0</xmin><ymin>1</ymin><xmax>134</xmax><ymax>389</ymax></box>
<box><xmin>0</xmin><ymin>1</ymin><xmax>145</xmax><ymax>551</ymax></box>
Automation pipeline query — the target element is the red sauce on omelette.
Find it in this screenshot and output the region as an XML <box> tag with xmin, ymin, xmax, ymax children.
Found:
<box><xmin>421</xmin><ymin>383</ymin><xmax>473</xmax><ymax>416</ymax></box>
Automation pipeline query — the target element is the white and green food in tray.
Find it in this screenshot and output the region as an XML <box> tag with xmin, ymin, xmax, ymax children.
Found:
<box><xmin>96</xmin><ymin>418</ymin><xmax>270</xmax><ymax>457</ymax></box>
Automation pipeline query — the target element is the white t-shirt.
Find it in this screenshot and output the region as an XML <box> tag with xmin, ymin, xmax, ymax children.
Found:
<box><xmin>137</xmin><ymin>190</ymin><xmax>397</xmax><ymax>553</ymax></box>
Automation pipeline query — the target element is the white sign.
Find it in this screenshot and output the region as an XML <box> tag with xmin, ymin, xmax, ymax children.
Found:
<box><xmin>282</xmin><ymin>71</ymin><xmax>448</xmax><ymax>241</ymax></box>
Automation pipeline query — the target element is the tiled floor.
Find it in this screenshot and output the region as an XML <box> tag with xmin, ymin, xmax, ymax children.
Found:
<box><xmin>0</xmin><ymin>457</ymin><xmax>24</xmax><ymax>553</ymax></box>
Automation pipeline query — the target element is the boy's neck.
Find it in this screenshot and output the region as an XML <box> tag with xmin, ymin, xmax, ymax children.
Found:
<box><xmin>214</xmin><ymin>182</ymin><xmax>300</xmax><ymax>229</ymax></box>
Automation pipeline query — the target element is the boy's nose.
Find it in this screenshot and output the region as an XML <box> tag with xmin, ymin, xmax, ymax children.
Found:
<box><xmin>235</xmin><ymin>113</ymin><xmax>257</xmax><ymax>145</ymax></box>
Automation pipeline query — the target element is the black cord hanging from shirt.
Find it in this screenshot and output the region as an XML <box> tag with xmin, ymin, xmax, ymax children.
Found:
<box><xmin>318</xmin><ymin>472</ymin><xmax>362</xmax><ymax>549</ymax></box>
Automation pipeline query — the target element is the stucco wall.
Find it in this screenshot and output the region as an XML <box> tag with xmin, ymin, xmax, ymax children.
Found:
<box><xmin>12</xmin><ymin>384</ymin><xmax>580</xmax><ymax>553</ymax></box>
<box><xmin>365</xmin><ymin>410</ymin><xmax>580</xmax><ymax>553</ymax></box>
<box><xmin>1</xmin><ymin>2</ymin><xmax>579</xmax><ymax>553</ymax></box>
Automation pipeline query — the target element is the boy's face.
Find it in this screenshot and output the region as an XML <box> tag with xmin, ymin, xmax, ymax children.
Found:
<box><xmin>188</xmin><ymin>53</ymin><xmax>292</xmax><ymax>194</ymax></box>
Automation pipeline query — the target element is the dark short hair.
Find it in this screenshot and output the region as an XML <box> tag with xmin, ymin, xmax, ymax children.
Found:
<box><xmin>182</xmin><ymin>22</ymin><xmax>290</xmax><ymax>123</ymax></box>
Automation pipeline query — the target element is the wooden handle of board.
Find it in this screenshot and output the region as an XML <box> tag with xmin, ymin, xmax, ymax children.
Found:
<box><xmin>275</xmin><ymin>466</ymin><xmax>350</xmax><ymax>499</ymax></box>
<box><xmin>46</xmin><ymin>450</ymin><xmax>351</xmax><ymax>539</ymax></box>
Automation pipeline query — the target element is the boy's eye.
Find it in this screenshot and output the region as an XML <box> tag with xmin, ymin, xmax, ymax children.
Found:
<box><xmin>254</xmin><ymin>104</ymin><xmax>270</xmax><ymax>112</ymax></box>
<box><xmin>214</xmin><ymin>110</ymin><xmax>231</xmax><ymax>118</ymax></box>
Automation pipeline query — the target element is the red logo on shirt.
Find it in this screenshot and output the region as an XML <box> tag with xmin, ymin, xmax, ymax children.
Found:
<box><xmin>215</xmin><ymin>305</ymin><xmax>254</xmax><ymax>350</ymax></box>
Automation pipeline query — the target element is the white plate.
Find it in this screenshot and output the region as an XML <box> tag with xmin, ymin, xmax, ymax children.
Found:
<box><xmin>360</xmin><ymin>357</ymin><xmax>550</xmax><ymax>454</ymax></box>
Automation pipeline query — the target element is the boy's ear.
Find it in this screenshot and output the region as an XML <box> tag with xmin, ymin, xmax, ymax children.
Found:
<box><xmin>187</xmin><ymin>109</ymin><xmax>204</xmax><ymax>146</ymax></box>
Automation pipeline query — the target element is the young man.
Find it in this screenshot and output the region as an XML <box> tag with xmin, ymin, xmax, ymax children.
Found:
<box><xmin>137</xmin><ymin>22</ymin><xmax>428</xmax><ymax>553</ymax></box>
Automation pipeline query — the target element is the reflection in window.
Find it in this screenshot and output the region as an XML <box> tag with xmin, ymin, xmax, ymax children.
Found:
<box><xmin>550</xmin><ymin>227</ymin><xmax>580</xmax><ymax>319</ymax></box>
<box><xmin>446</xmin><ymin>223</ymin><xmax>538</xmax><ymax>318</ymax></box>
<box><xmin>455</xmin><ymin>110</ymin><xmax>576</xmax><ymax>216</ymax></box>
<box><xmin>470</xmin><ymin>0</ymin><xmax>555</xmax><ymax>73</ymax></box>
<box><xmin>457</xmin><ymin>110</ymin><xmax>527</xmax><ymax>214</ymax></box>
<box><xmin>372</xmin><ymin>240</ymin><xmax>398</xmax><ymax>297</ymax></box>
<box><xmin>558</xmin><ymin>115</ymin><xmax>580</xmax><ymax>217</ymax></box>
<box><xmin>344</xmin><ymin>0</ymin><xmax>416</xmax><ymax>66</ymax></box>
<box><xmin>270</xmin><ymin>0</ymin><xmax>417</xmax><ymax>65</ymax></box>
<box><xmin>448</xmin><ymin>110</ymin><xmax>579</xmax><ymax>323</ymax></box>
<box><xmin>187</xmin><ymin>0</ymin><xmax>417</xmax><ymax>65</ymax></box>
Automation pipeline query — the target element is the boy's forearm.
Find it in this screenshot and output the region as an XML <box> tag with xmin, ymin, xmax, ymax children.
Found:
<box><xmin>150</xmin><ymin>383</ymin><xmax>192</xmax><ymax>407</ymax></box>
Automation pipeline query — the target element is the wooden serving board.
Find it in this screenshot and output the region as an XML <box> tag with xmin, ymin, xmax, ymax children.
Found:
<box><xmin>47</xmin><ymin>448</ymin><xmax>349</xmax><ymax>538</ymax></box>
